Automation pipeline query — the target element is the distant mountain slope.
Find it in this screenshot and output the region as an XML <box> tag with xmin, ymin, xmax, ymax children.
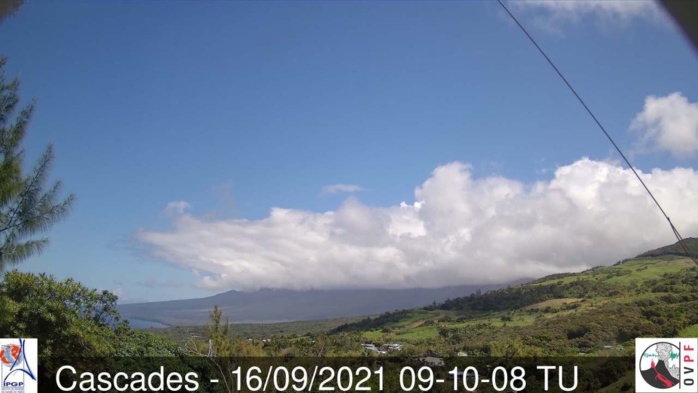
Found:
<box><xmin>124</xmin><ymin>240</ymin><xmax>698</xmax><ymax>328</ymax></box>
<box><xmin>118</xmin><ymin>284</ymin><xmax>510</xmax><ymax>326</ymax></box>
<box><xmin>636</xmin><ymin>237</ymin><xmax>698</xmax><ymax>259</ymax></box>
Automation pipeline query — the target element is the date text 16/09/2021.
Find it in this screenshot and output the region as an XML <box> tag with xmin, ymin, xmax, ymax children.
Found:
<box><xmin>228</xmin><ymin>365</ymin><xmax>578</xmax><ymax>392</ymax></box>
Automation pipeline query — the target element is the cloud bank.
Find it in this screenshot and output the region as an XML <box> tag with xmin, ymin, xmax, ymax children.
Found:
<box><xmin>631</xmin><ymin>92</ymin><xmax>698</xmax><ymax>158</ymax></box>
<box><xmin>512</xmin><ymin>0</ymin><xmax>664</xmax><ymax>31</ymax></box>
<box><xmin>514</xmin><ymin>0</ymin><xmax>661</xmax><ymax>21</ymax></box>
<box><xmin>138</xmin><ymin>158</ymin><xmax>698</xmax><ymax>291</ymax></box>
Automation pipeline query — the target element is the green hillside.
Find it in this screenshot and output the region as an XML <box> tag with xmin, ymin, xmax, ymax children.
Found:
<box><xmin>330</xmin><ymin>252</ymin><xmax>698</xmax><ymax>357</ymax></box>
<box><xmin>636</xmin><ymin>237</ymin><xmax>698</xmax><ymax>259</ymax></box>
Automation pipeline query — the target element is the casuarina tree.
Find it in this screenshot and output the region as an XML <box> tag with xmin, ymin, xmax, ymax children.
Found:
<box><xmin>0</xmin><ymin>0</ymin><xmax>24</xmax><ymax>24</ymax></box>
<box><xmin>0</xmin><ymin>57</ymin><xmax>74</xmax><ymax>268</ymax></box>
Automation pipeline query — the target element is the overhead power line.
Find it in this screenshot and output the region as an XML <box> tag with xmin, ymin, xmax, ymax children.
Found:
<box><xmin>496</xmin><ymin>0</ymin><xmax>698</xmax><ymax>267</ymax></box>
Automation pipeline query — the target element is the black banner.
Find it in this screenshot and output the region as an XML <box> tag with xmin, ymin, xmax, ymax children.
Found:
<box><xmin>38</xmin><ymin>356</ymin><xmax>635</xmax><ymax>392</ymax></box>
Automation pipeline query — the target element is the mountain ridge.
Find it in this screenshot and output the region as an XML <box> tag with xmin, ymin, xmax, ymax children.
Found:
<box><xmin>118</xmin><ymin>283</ymin><xmax>516</xmax><ymax>326</ymax></box>
<box><xmin>121</xmin><ymin>239</ymin><xmax>698</xmax><ymax>327</ymax></box>
<box><xmin>636</xmin><ymin>237</ymin><xmax>698</xmax><ymax>259</ymax></box>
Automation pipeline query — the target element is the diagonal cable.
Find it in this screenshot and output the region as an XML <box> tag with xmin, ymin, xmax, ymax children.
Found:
<box><xmin>497</xmin><ymin>0</ymin><xmax>698</xmax><ymax>267</ymax></box>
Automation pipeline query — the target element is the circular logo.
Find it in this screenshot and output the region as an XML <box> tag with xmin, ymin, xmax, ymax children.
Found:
<box><xmin>0</xmin><ymin>344</ymin><xmax>21</xmax><ymax>367</ymax></box>
<box><xmin>639</xmin><ymin>342</ymin><xmax>681</xmax><ymax>389</ymax></box>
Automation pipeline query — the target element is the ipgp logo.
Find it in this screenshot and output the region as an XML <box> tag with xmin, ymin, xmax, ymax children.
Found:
<box><xmin>0</xmin><ymin>339</ymin><xmax>37</xmax><ymax>393</ymax></box>
<box><xmin>636</xmin><ymin>338</ymin><xmax>698</xmax><ymax>392</ymax></box>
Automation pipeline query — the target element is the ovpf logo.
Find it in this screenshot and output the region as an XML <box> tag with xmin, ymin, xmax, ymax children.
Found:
<box><xmin>0</xmin><ymin>339</ymin><xmax>37</xmax><ymax>393</ymax></box>
<box><xmin>636</xmin><ymin>338</ymin><xmax>697</xmax><ymax>393</ymax></box>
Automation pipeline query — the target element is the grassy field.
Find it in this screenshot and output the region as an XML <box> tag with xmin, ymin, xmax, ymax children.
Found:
<box><xmin>679</xmin><ymin>323</ymin><xmax>698</xmax><ymax>338</ymax></box>
<box><xmin>152</xmin><ymin>317</ymin><xmax>361</xmax><ymax>347</ymax></box>
<box><xmin>525</xmin><ymin>298</ymin><xmax>583</xmax><ymax>309</ymax></box>
<box><xmin>529</xmin><ymin>256</ymin><xmax>693</xmax><ymax>287</ymax></box>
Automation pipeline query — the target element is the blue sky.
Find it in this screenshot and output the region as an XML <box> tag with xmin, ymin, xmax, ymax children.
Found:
<box><xmin>1</xmin><ymin>1</ymin><xmax>697</xmax><ymax>303</ymax></box>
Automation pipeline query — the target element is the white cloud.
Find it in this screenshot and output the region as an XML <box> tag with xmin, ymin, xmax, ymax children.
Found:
<box><xmin>136</xmin><ymin>278</ymin><xmax>186</xmax><ymax>289</ymax></box>
<box><xmin>631</xmin><ymin>92</ymin><xmax>698</xmax><ymax>158</ymax></box>
<box><xmin>165</xmin><ymin>200</ymin><xmax>191</xmax><ymax>214</ymax></box>
<box><xmin>321</xmin><ymin>184</ymin><xmax>367</xmax><ymax>195</ymax></box>
<box><xmin>511</xmin><ymin>0</ymin><xmax>664</xmax><ymax>30</ymax></box>
<box><xmin>138</xmin><ymin>158</ymin><xmax>698</xmax><ymax>292</ymax></box>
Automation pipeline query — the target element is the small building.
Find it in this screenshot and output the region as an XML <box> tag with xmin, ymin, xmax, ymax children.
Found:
<box><xmin>421</xmin><ymin>356</ymin><xmax>445</xmax><ymax>367</ymax></box>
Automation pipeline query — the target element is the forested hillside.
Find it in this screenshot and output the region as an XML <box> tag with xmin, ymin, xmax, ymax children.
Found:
<box><xmin>330</xmin><ymin>247</ymin><xmax>698</xmax><ymax>357</ymax></box>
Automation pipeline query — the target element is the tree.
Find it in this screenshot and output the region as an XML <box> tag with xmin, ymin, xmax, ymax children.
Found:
<box><xmin>206</xmin><ymin>305</ymin><xmax>234</xmax><ymax>356</ymax></box>
<box><xmin>0</xmin><ymin>0</ymin><xmax>24</xmax><ymax>24</ymax></box>
<box><xmin>187</xmin><ymin>306</ymin><xmax>240</xmax><ymax>393</ymax></box>
<box><xmin>0</xmin><ymin>270</ymin><xmax>121</xmax><ymax>357</ymax></box>
<box><xmin>0</xmin><ymin>58</ymin><xmax>74</xmax><ymax>268</ymax></box>
<box><xmin>0</xmin><ymin>270</ymin><xmax>183</xmax><ymax>388</ymax></box>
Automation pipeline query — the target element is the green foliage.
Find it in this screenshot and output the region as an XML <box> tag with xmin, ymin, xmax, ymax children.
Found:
<box><xmin>0</xmin><ymin>271</ymin><xmax>182</xmax><ymax>382</ymax></box>
<box><xmin>0</xmin><ymin>270</ymin><xmax>121</xmax><ymax>357</ymax></box>
<box><xmin>112</xmin><ymin>326</ymin><xmax>182</xmax><ymax>357</ymax></box>
<box><xmin>488</xmin><ymin>336</ymin><xmax>543</xmax><ymax>357</ymax></box>
<box><xmin>185</xmin><ymin>305</ymin><xmax>265</xmax><ymax>357</ymax></box>
<box><xmin>331</xmin><ymin>309</ymin><xmax>411</xmax><ymax>333</ymax></box>
<box><xmin>207</xmin><ymin>305</ymin><xmax>233</xmax><ymax>356</ymax></box>
<box><xmin>155</xmin><ymin>317</ymin><xmax>360</xmax><ymax>348</ymax></box>
<box><xmin>637</xmin><ymin>237</ymin><xmax>698</xmax><ymax>260</ymax></box>
<box><xmin>0</xmin><ymin>58</ymin><xmax>74</xmax><ymax>267</ymax></box>
<box><xmin>0</xmin><ymin>0</ymin><xmax>24</xmax><ymax>24</ymax></box>
<box><xmin>439</xmin><ymin>279</ymin><xmax>608</xmax><ymax>312</ymax></box>
<box><xmin>679</xmin><ymin>323</ymin><xmax>698</xmax><ymax>338</ymax></box>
